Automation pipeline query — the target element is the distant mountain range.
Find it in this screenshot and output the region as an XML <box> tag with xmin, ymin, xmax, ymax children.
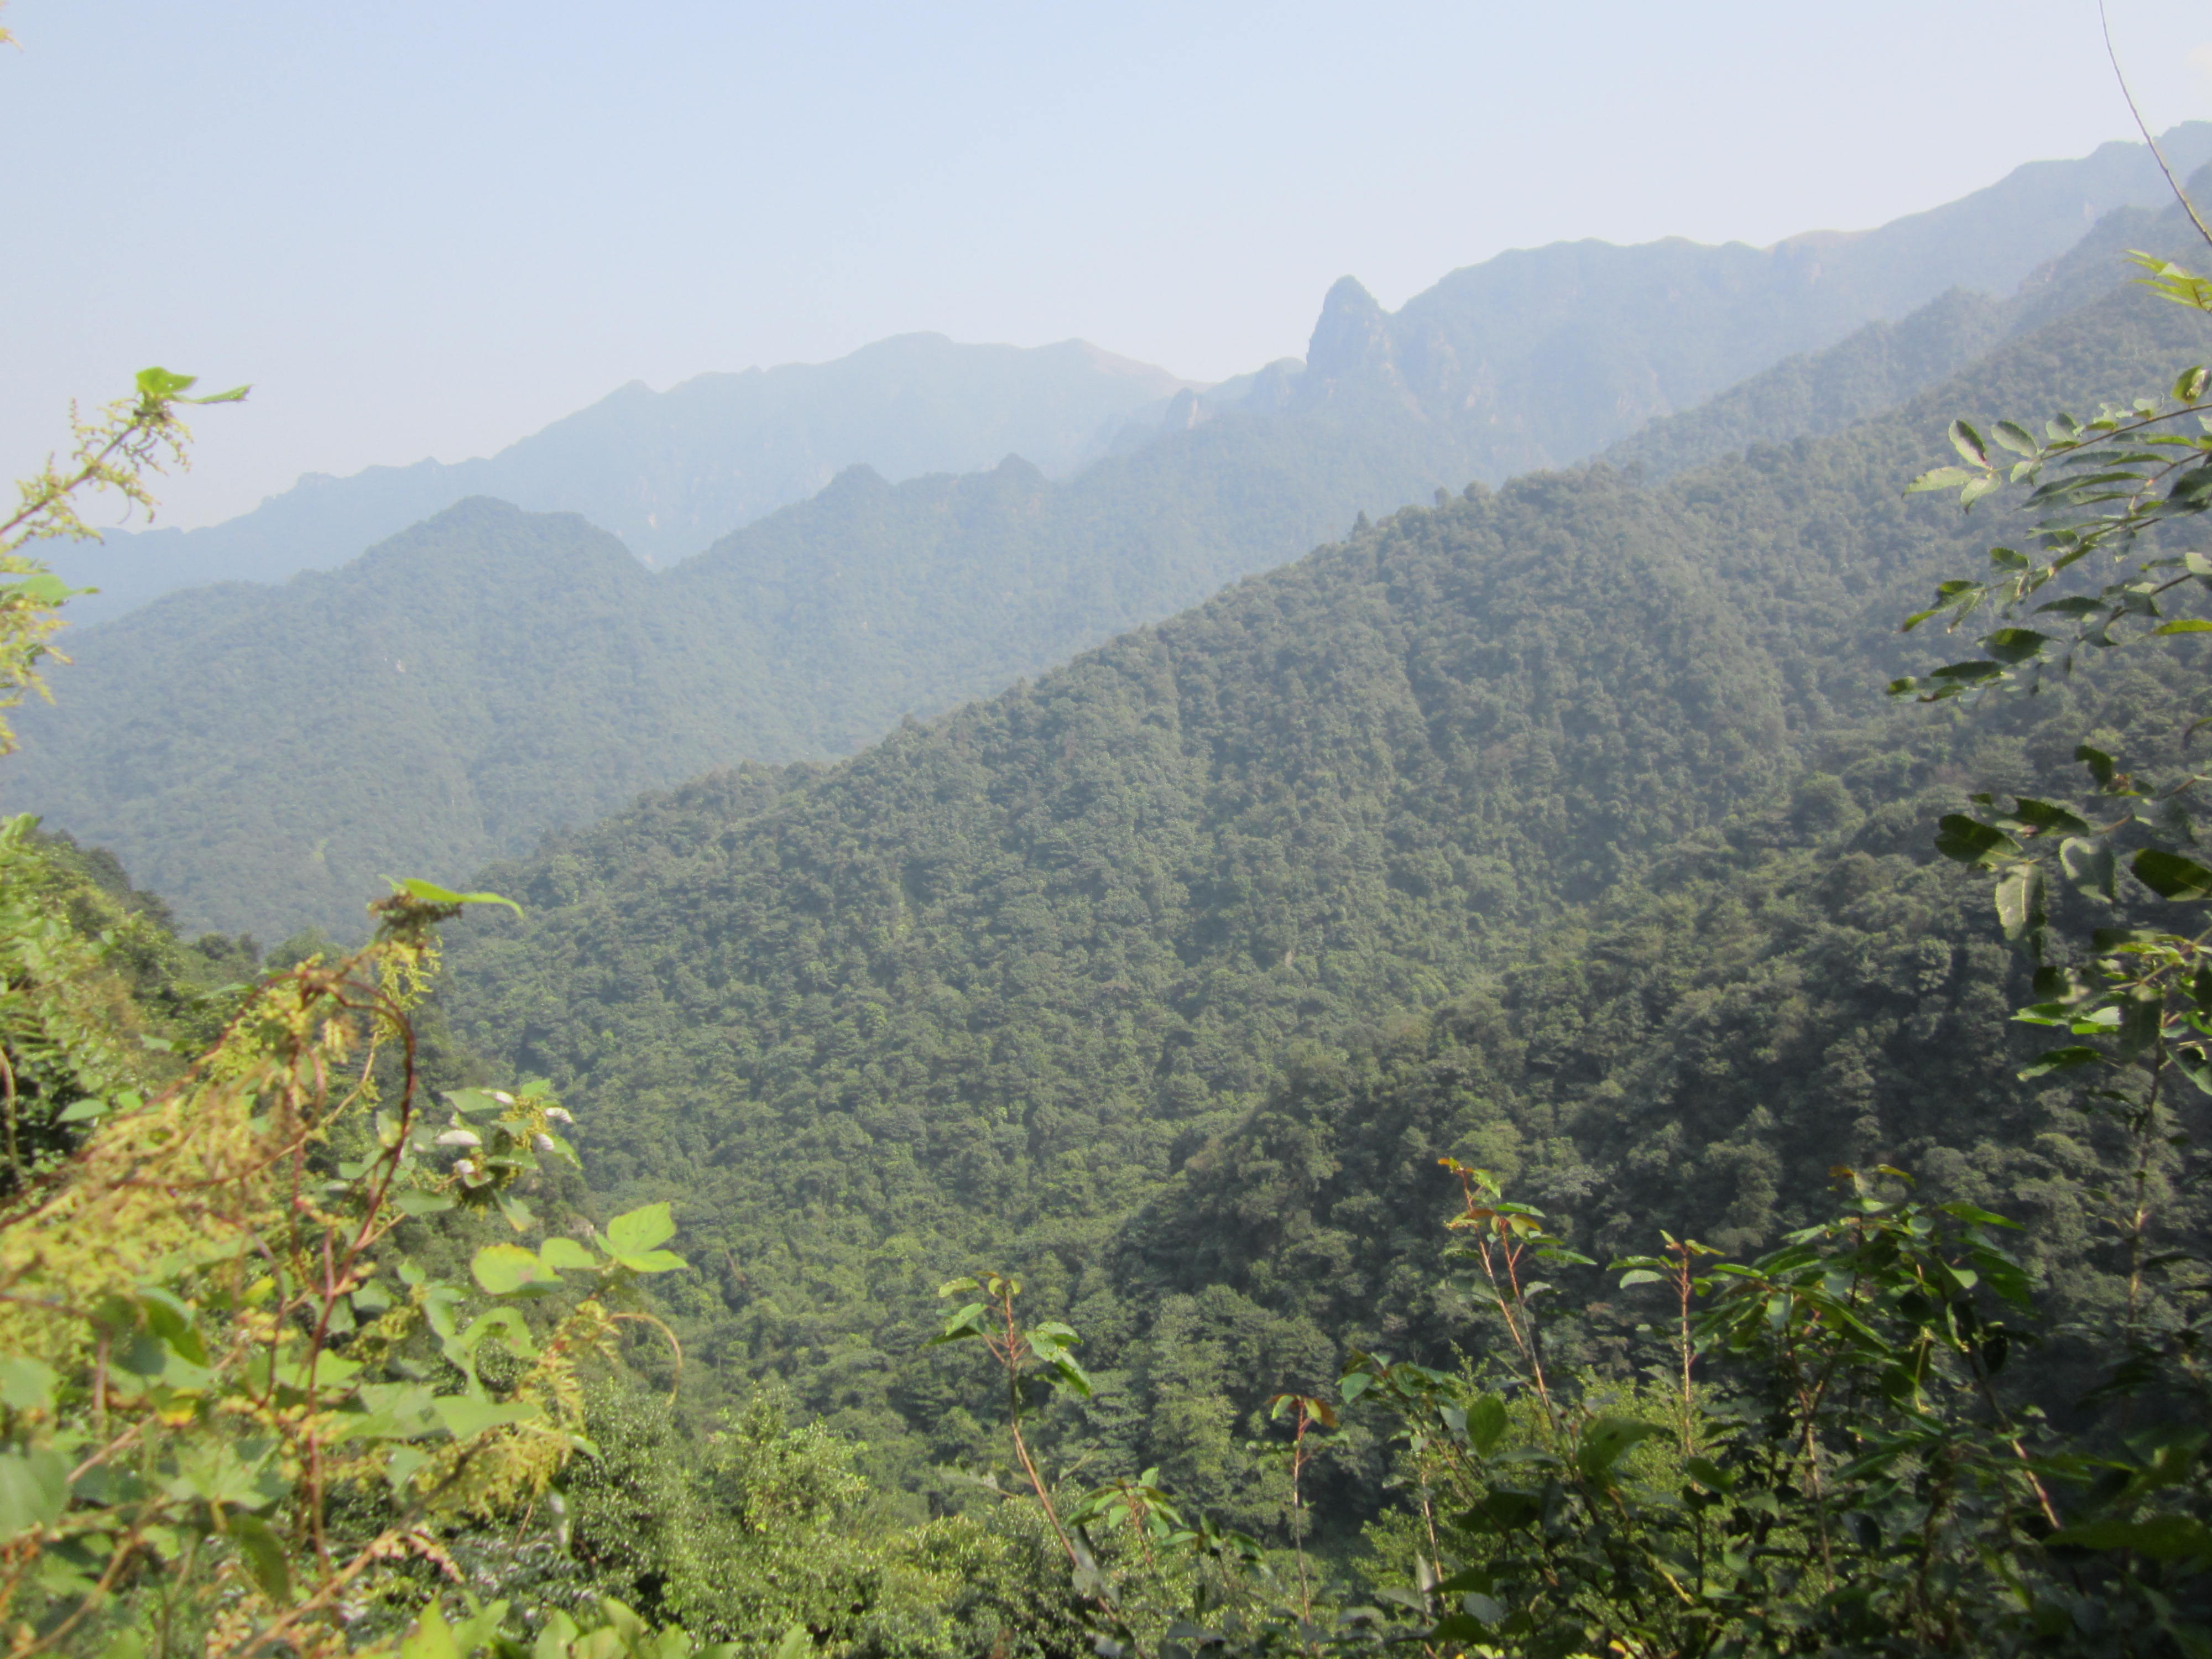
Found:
<box><xmin>13</xmin><ymin>132</ymin><xmax>2212</xmax><ymax>942</ymax></box>
<box><xmin>51</xmin><ymin>125</ymin><xmax>2212</xmax><ymax>628</ymax></box>
<box><xmin>52</xmin><ymin>335</ymin><xmax>1195</xmax><ymax>620</ymax></box>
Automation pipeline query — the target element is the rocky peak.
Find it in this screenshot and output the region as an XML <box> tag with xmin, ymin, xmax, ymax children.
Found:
<box><xmin>1305</xmin><ymin>276</ymin><xmax>1397</xmax><ymax>384</ymax></box>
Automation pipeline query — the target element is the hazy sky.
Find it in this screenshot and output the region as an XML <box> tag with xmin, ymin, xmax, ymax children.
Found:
<box><xmin>4</xmin><ymin>1</ymin><xmax>2210</xmax><ymax>528</ymax></box>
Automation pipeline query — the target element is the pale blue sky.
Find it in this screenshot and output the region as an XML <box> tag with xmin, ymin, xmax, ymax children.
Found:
<box><xmin>4</xmin><ymin>1</ymin><xmax>2209</xmax><ymax>527</ymax></box>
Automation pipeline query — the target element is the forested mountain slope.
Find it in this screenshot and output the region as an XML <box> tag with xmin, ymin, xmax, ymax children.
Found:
<box><xmin>1600</xmin><ymin>186</ymin><xmax>2193</xmax><ymax>480</ymax></box>
<box><xmin>7</xmin><ymin>398</ymin><xmax>1474</xmax><ymax>939</ymax></box>
<box><xmin>8</xmin><ymin>505</ymin><xmax>774</xmax><ymax>942</ymax></box>
<box><xmin>20</xmin><ymin>175</ymin><xmax>2212</xmax><ymax>944</ymax></box>
<box><xmin>53</xmin><ymin>334</ymin><xmax>1194</xmax><ymax>620</ymax></box>
<box><xmin>425</xmin><ymin>252</ymin><xmax>2212</xmax><ymax>1484</ymax></box>
<box><xmin>1081</xmin><ymin>656</ymin><xmax>2206</xmax><ymax>1527</ymax></box>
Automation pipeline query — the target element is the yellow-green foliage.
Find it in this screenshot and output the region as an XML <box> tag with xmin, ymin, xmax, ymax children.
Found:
<box><xmin>0</xmin><ymin>886</ymin><xmax>693</xmax><ymax>1659</ymax></box>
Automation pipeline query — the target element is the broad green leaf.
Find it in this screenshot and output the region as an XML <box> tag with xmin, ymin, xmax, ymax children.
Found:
<box><xmin>1939</xmin><ymin>1201</ymin><xmax>2021</xmax><ymax>1229</ymax></box>
<box><xmin>2134</xmin><ymin>848</ymin><xmax>2212</xmax><ymax>902</ymax></box>
<box><xmin>533</xmin><ymin>1611</ymin><xmax>581</xmax><ymax>1659</ymax></box>
<box><xmin>2153</xmin><ymin>618</ymin><xmax>2212</xmax><ymax>633</ymax></box>
<box><xmin>393</xmin><ymin>1190</ymin><xmax>455</xmax><ymax>1217</ymax></box>
<box><xmin>540</xmin><ymin>1236</ymin><xmax>599</xmax><ymax>1272</ymax></box>
<box><xmin>1455</xmin><ymin>1488</ymin><xmax>1541</xmax><ymax>1533</ymax></box>
<box><xmin>226</xmin><ymin>1512</ymin><xmax>292</xmax><ymax>1605</ymax></box>
<box><xmin>603</xmin><ymin>1202</ymin><xmax>676</xmax><ymax>1258</ymax></box>
<box><xmin>0</xmin><ymin>1358</ymin><xmax>55</xmax><ymax>1412</ymax></box>
<box><xmin>2018</xmin><ymin>1045</ymin><xmax>2102</xmax><ymax>1081</ymax></box>
<box><xmin>1466</xmin><ymin>1392</ymin><xmax>1508</xmax><ymax>1454</ymax></box>
<box><xmin>1682</xmin><ymin>1455</ymin><xmax>1734</xmax><ymax>1493</ymax></box>
<box><xmin>1577</xmin><ymin>1416</ymin><xmax>1666</xmax><ymax>1480</ymax></box>
<box><xmin>2076</xmin><ymin>744</ymin><xmax>2124</xmax><ymax>792</ymax></box>
<box><xmin>456</xmin><ymin>1307</ymin><xmax>538</xmax><ymax>1366</ymax></box>
<box><xmin>382</xmin><ymin>876</ymin><xmax>523</xmax><ymax>915</ymax></box>
<box><xmin>448</xmin><ymin>1602</ymin><xmax>514</xmax><ymax>1659</ymax></box>
<box><xmin>384</xmin><ymin>1446</ymin><xmax>428</xmax><ymax>1494</ymax></box>
<box><xmin>134</xmin><ymin>366</ymin><xmax>199</xmax><ymax>400</ymax></box>
<box><xmin>1982</xmin><ymin>627</ymin><xmax>2052</xmax><ymax>663</ymax></box>
<box><xmin>1949</xmin><ymin>420</ymin><xmax>1990</xmax><ymax>468</ymax></box>
<box><xmin>433</xmin><ymin>1395</ymin><xmax>539</xmax><ymax>1439</ymax></box>
<box><xmin>2010</xmin><ymin>797</ymin><xmax>2091</xmax><ymax>835</ymax></box>
<box><xmin>2048</xmin><ymin>1515</ymin><xmax>2212</xmax><ymax>1560</ymax></box>
<box><xmin>1994</xmin><ymin>863</ymin><xmax>2044</xmax><ymax>944</ymax></box>
<box><xmin>401</xmin><ymin>1601</ymin><xmax>461</xmax><ymax>1659</ymax></box>
<box><xmin>1616</xmin><ymin>1268</ymin><xmax>1664</xmax><ymax>1287</ymax></box>
<box><xmin>1049</xmin><ymin>1355</ymin><xmax>1094</xmax><ymax>1397</ymax></box>
<box><xmin>2</xmin><ymin>573</ymin><xmax>77</xmax><ymax>605</ymax></box>
<box><xmin>1928</xmin><ymin>659</ymin><xmax>2003</xmax><ymax>684</ymax></box>
<box><xmin>1462</xmin><ymin>1593</ymin><xmax>1507</xmax><ymax>1627</ymax></box>
<box><xmin>0</xmin><ymin>1449</ymin><xmax>68</xmax><ymax>1540</ymax></box>
<box><xmin>931</xmin><ymin>1303</ymin><xmax>987</xmax><ymax>1344</ymax></box>
<box><xmin>472</xmin><ymin>1243</ymin><xmax>558</xmax><ymax>1296</ymax></box>
<box><xmin>2176</xmin><ymin>1043</ymin><xmax>2212</xmax><ymax>1097</ymax></box>
<box><xmin>2059</xmin><ymin>837</ymin><xmax>2117</xmax><ymax>902</ymax></box>
<box><xmin>1933</xmin><ymin>815</ymin><xmax>2015</xmax><ymax>868</ymax></box>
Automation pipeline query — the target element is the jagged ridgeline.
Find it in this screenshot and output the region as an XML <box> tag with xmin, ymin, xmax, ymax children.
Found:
<box><xmin>432</xmin><ymin>250</ymin><xmax>2201</xmax><ymax>1470</ymax></box>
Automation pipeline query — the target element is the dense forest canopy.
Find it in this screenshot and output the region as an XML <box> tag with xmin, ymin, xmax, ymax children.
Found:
<box><xmin>419</xmin><ymin>242</ymin><xmax>2208</xmax><ymax>1484</ymax></box>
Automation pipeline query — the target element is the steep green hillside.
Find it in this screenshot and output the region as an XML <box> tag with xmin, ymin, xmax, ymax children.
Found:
<box><xmin>418</xmin><ymin>238</ymin><xmax>2211</xmax><ymax>1486</ymax></box>
<box><xmin>1071</xmin><ymin>657</ymin><xmax>2209</xmax><ymax>1527</ymax></box>
<box><xmin>1599</xmin><ymin>189</ymin><xmax>2193</xmax><ymax>481</ymax></box>
<box><xmin>7</xmin><ymin>505</ymin><xmax>759</xmax><ymax>939</ymax></box>
<box><xmin>7</xmin><ymin>398</ymin><xmax>1475</xmax><ymax>939</ymax></box>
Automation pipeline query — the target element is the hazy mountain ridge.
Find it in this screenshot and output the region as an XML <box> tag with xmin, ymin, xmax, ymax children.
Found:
<box><xmin>1598</xmin><ymin>182</ymin><xmax>2208</xmax><ymax>480</ymax></box>
<box><xmin>1249</xmin><ymin>126</ymin><xmax>2212</xmax><ymax>479</ymax></box>
<box><xmin>50</xmin><ymin>126</ymin><xmax>2212</xmax><ymax>630</ymax></box>
<box><xmin>52</xmin><ymin>333</ymin><xmax>1194</xmax><ymax>622</ymax></box>
<box><xmin>17</xmin><ymin>149</ymin><xmax>2212</xmax><ymax>941</ymax></box>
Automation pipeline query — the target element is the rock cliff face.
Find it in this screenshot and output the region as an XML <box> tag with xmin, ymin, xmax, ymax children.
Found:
<box><xmin>1302</xmin><ymin>276</ymin><xmax>1399</xmax><ymax>385</ymax></box>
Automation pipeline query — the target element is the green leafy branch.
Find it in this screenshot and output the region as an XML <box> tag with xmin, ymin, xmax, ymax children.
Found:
<box><xmin>1892</xmin><ymin>259</ymin><xmax>2212</xmax><ymax>703</ymax></box>
<box><xmin>0</xmin><ymin>368</ymin><xmax>246</xmax><ymax>755</ymax></box>
<box><xmin>930</xmin><ymin>1272</ymin><xmax>1092</xmax><ymax>1572</ymax></box>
